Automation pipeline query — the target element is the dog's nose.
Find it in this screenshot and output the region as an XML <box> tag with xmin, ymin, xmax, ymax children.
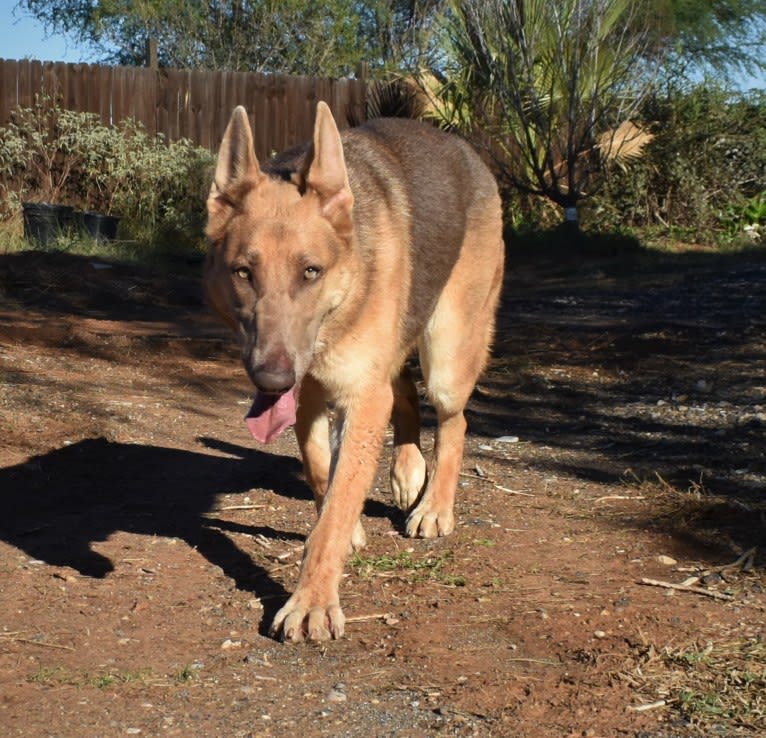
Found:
<box><xmin>249</xmin><ymin>364</ymin><xmax>296</xmax><ymax>394</ymax></box>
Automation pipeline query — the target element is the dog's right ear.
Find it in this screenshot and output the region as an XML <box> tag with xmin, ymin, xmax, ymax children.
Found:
<box><xmin>207</xmin><ymin>107</ymin><xmax>261</xmax><ymax>217</ymax></box>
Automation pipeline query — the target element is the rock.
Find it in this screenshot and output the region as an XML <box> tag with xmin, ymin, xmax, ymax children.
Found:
<box><xmin>656</xmin><ymin>555</ymin><xmax>677</xmax><ymax>566</ymax></box>
<box><xmin>327</xmin><ymin>684</ymin><xmax>347</xmax><ymax>703</ymax></box>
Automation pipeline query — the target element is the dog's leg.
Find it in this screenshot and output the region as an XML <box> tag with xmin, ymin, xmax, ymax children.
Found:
<box><xmin>405</xmin><ymin>401</ymin><xmax>465</xmax><ymax>538</ymax></box>
<box><xmin>390</xmin><ymin>365</ymin><xmax>427</xmax><ymax>511</ymax></box>
<box><xmin>407</xmin><ymin>219</ymin><xmax>504</xmax><ymax>539</ymax></box>
<box><xmin>271</xmin><ymin>383</ymin><xmax>393</xmax><ymax>642</ymax></box>
<box><xmin>295</xmin><ymin>376</ymin><xmax>366</xmax><ymax>550</ymax></box>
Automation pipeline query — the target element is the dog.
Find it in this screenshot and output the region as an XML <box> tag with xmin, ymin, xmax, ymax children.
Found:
<box><xmin>205</xmin><ymin>102</ymin><xmax>504</xmax><ymax>642</ymax></box>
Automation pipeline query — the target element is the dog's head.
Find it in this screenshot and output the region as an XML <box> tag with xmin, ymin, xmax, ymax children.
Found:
<box><xmin>205</xmin><ymin>103</ymin><xmax>356</xmax><ymax>441</ymax></box>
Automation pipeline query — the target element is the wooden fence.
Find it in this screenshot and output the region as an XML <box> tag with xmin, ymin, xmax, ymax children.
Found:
<box><xmin>0</xmin><ymin>59</ymin><xmax>368</xmax><ymax>157</ymax></box>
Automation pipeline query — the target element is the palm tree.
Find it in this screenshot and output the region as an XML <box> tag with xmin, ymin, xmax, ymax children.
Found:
<box><xmin>424</xmin><ymin>0</ymin><xmax>655</xmax><ymax>228</ymax></box>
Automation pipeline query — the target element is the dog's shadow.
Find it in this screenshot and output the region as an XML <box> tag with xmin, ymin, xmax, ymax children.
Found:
<box><xmin>0</xmin><ymin>436</ymin><xmax>338</xmax><ymax>633</ymax></box>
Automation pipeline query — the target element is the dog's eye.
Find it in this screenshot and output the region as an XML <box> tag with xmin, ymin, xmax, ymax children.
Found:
<box><xmin>303</xmin><ymin>266</ymin><xmax>322</xmax><ymax>281</ymax></box>
<box><xmin>234</xmin><ymin>266</ymin><xmax>251</xmax><ymax>280</ymax></box>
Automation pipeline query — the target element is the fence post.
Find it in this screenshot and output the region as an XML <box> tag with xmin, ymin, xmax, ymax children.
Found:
<box><xmin>145</xmin><ymin>38</ymin><xmax>158</xmax><ymax>70</ymax></box>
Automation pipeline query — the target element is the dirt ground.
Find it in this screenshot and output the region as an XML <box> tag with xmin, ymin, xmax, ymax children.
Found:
<box><xmin>0</xmin><ymin>244</ymin><xmax>764</xmax><ymax>738</ymax></box>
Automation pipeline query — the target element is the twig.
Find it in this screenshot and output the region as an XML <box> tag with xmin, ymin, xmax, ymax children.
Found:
<box><xmin>11</xmin><ymin>637</ymin><xmax>75</xmax><ymax>651</ymax></box>
<box><xmin>638</xmin><ymin>577</ymin><xmax>733</xmax><ymax>601</ymax></box>
<box><xmin>345</xmin><ymin>613</ymin><xmax>392</xmax><ymax>623</ymax></box>
<box><xmin>495</xmin><ymin>485</ymin><xmax>535</xmax><ymax>497</ymax></box>
<box><xmin>460</xmin><ymin>471</ymin><xmax>495</xmax><ymax>482</ymax></box>
<box><xmin>722</xmin><ymin>547</ymin><xmax>757</xmax><ymax>572</ymax></box>
<box><xmin>629</xmin><ymin>699</ymin><xmax>667</xmax><ymax>712</ymax></box>
<box><xmin>594</xmin><ymin>495</ymin><xmax>646</xmax><ymax>503</ymax></box>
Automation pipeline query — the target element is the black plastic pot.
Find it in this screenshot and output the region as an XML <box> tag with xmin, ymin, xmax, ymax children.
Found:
<box><xmin>22</xmin><ymin>202</ymin><xmax>74</xmax><ymax>246</ymax></box>
<box><xmin>82</xmin><ymin>211</ymin><xmax>119</xmax><ymax>241</ymax></box>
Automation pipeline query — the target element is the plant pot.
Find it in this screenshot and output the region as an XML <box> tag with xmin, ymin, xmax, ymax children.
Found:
<box><xmin>82</xmin><ymin>211</ymin><xmax>120</xmax><ymax>242</ymax></box>
<box><xmin>22</xmin><ymin>202</ymin><xmax>74</xmax><ymax>246</ymax></box>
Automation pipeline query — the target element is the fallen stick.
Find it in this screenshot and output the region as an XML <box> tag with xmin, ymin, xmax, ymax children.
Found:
<box><xmin>345</xmin><ymin>613</ymin><xmax>391</xmax><ymax>623</ymax></box>
<box><xmin>495</xmin><ymin>485</ymin><xmax>535</xmax><ymax>497</ymax></box>
<box><xmin>460</xmin><ymin>471</ymin><xmax>494</xmax><ymax>482</ymax></box>
<box><xmin>723</xmin><ymin>546</ymin><xmax>757</xmax><ymax>572</ymax></box>
<box><xmin>639</xmin><ymin>577</ymin><xmax>733</xmax><ymax>601</ymax></box>
<box><xmin>12</xmin><ymin>637</ymin><xmax>75</xmax><ymax>651</ymax></box>
<box><xmin>594</xmin><ymin>495</ymin><xmax>646</xmax><ymax>503</ymax></box>
<box><xmin>629</xmin><ymin>699</ymin><xmax>667</xmax><ymax>712</ymax></box>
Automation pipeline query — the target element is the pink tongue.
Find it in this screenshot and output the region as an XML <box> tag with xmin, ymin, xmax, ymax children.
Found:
<box><xmin>245</xmin><ymin>387</ymin><xmax>297</xmax><ymax>443</ymax></box>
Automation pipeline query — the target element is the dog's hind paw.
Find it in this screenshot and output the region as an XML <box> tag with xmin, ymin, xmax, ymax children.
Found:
<box><xmin>350</xmin><ymin>519</ymin><xmax>367</xmax><ymax>551</ymax></box>
<box><xmin>405</xmin><ymin>504</ymin><xmax>455</xmax><ymax>538</ymax></box>
<box><xmin>270</xmin><ymin>599</ymin><xmax>346</xmax><ymax>643</ymax></box>
<box><xmin>391</xmin><ymin>444</ymin><xmax>427</xmax><ymax>511</ymax></box>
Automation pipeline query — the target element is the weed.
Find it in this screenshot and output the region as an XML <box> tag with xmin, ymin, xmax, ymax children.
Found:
<box><xmin>349</xmin><ymin>549</ymin><xmax>465</xmax><ymax>585</ymax></box>
<box><xmin>472</xmin><ymin>538</ymin><xmax>495</xmax><ymax>548</ymax></box>
<box><xmin>27</xmin><ymin>665</ymin><xmax>152</xmax><ymax>689</ymax></box>
<box><xmin>0</xmin><ymin>218</ymin><xmax>204</xmax><ymax>266</ymax></box>
<box><xmin>27</xmin><ymin>665</ymin><xmax>71</xmax><ymax>686</ymax></box>
<box><xmin>176</xmin><ymin>664</ymin><xmax>196</xmax><ymax>683</ymax></box>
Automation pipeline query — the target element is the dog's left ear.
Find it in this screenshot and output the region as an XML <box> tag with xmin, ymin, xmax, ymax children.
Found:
<box><xmin>306</xmin><ymin>102</ymin><xmax>354</xmax><ymax>237</ymax></box>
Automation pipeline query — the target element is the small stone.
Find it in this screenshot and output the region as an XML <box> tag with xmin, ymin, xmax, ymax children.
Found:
<box><xmin>496</xmin><ymin>435</ymin><xmax>520</xmax><ymax>443</ymax></box>
<box><xmin>656</xmin><ymin>555</ymin><xmax>677</xmax><ymax>566</ymax></box>
<box><xmin>327</xmin><ymin>689</ymin><xmax>347</xmax><ymax>703</ymax></box>
<box><xmin>593</xmin><ymin>630</ymin><xmax>607</xmax><ymax>639</ymax></box>
<box><xmin>221</xmin><ymin>639</ymin><xmax>242</xmax><ymax>650</ymax></box>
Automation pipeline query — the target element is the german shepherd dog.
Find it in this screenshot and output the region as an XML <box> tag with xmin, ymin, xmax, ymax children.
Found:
<box><xmin>205</xmin><ymin>102</ymin><xmax>504</xmax><ymax>642</ymax></box>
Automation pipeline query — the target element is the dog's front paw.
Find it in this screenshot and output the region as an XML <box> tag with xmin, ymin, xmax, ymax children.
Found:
<box><xmin>406</xmin><ymin>502</ymin><xmax>455</xmax><ymax>538</ymax></box>
<box><xmin>270</xmin><ymin>594</ymin><xmax>345</xmax><ymax>643</ymax></box>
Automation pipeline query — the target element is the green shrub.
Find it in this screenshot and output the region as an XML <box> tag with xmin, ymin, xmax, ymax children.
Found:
<box><xmin>586</xmin><ymin>85</ymin><xmax>766</xmax><ymax>245</ymax></box>
<box><xmin>0</xmin><ymin>96</ymin><xmax>214</xmax><ymax>254</ymax></box>
<box><xmin>0</xmin><ymin>96</ymin><xmax>95</xmax><ymax>215</ymax></box>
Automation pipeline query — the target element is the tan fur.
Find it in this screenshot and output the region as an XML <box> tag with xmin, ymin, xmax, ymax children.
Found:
<box><xmin>205</xmin><ymin>102</ymin><xmax>504</xmax><ymax>642</ymax></box>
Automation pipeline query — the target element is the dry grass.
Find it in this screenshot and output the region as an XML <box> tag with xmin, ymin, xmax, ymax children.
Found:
<box><xmin>613</xmin><ymin>470</ymin><xmax>766</xmax><ymax>731</ymax></box>
<box><xmin>622</xmin><ymin>635</ymin><xmax>766</xmax><ymax>730</ymax></box>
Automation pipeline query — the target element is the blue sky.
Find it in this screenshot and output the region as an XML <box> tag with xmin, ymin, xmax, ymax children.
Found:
<box><xmin>0</xmin><ymin>0</ymin><xmax>96</xmax><ymax>63</ymax></box>
<box><xmin>0</xmin><ymin>0</ymin><xmax>764</xmax><ymax>90</ymax></box>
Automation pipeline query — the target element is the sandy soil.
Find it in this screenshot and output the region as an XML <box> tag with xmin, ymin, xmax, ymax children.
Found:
<box><xmin>0</xmin><ymin>246</ymin><xmax>764</xmax><ymax>737</ymax></box>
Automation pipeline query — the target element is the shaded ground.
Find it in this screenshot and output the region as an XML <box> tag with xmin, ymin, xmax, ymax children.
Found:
<box><xmin>0</xmin><ymin>244</ymin><xmax>764</xmax><ymax>737</ymax></box>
